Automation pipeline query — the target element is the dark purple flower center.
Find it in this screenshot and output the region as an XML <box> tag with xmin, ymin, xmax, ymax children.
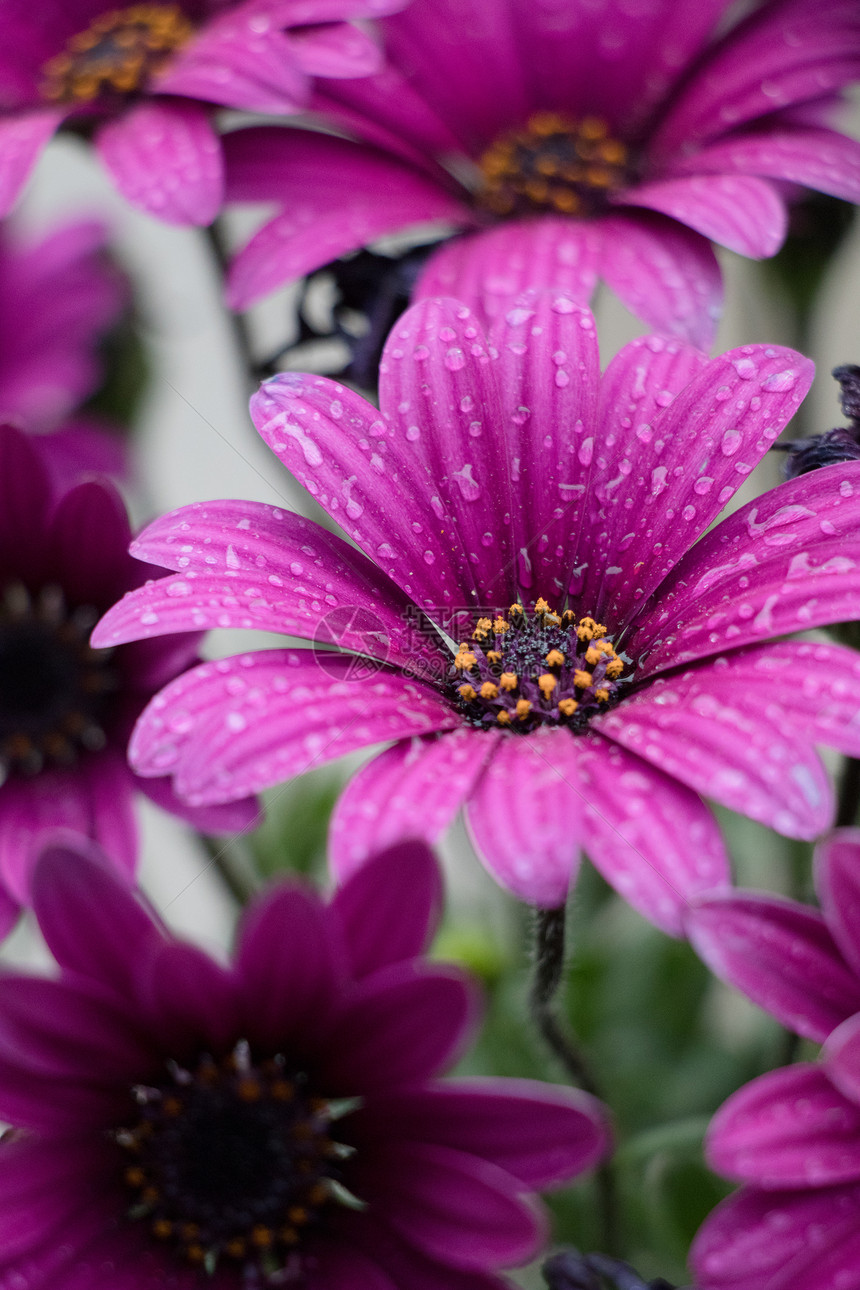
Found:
<box><xmin>476</xmin><ymin>112</ymin><xmax>632</xmax><ymax>219</ymax></box>
<box><xmin>0</xmin><ymin>582</ymin><xmax>115</xmax><ymax>779</ymax></box>
<box><xmin>448</xmin><ymin>598</ymin><xmax>626</xmax><ymax>733</ymax></box>
<box><xmin>117</xmin><ymin>1040</ymin><xmax>360</xmax><ymax>1277</ymax></box>
<box><xmin>40</xmin><ymin>4</ymin><xmax>193</xmax><ymax>105</ymax></box>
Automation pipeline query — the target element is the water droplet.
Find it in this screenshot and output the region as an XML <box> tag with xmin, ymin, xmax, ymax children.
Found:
<box><xmin>721</xmin><ymin>428</ymin><xmax>742</xmax><ymax>456</ymax></box>
<box><xmin>444</xmin><ymin>347</ymin><xmax>465</xmax><ymax>371</ymax></box>
<box><xmin>760</xmin><ymin>369</ymin><xmax>797</xmax><ymax>393</ymax></box>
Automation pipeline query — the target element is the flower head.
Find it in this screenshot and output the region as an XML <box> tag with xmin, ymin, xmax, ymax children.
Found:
<box><xmin>96</xmin><ymin>294</ymin><xmax>860</xmax><ymax>934</ymax></box>
<box><xmin>224</xmin><ymin>0</ymin><xmax>860</xmax><ymax>346</ymax></box>
<box><xmin>0</xmin><ymin>0</ymin><xmax>406</xmax><ymax>225</ymax></box>
<box><xmin>0</xmin><ymin>832</ymin><xmax>609</xmax><ymax>1287</ymax></box>
<box><xmin>0</xmin><ymin>424</ymin><xmax>255</xmax><ymax>934</ymax></box>
<box><xmin>687</xmin><ymin>831</ymin><xmax>860</xmax><ymax>1289</ymax></box>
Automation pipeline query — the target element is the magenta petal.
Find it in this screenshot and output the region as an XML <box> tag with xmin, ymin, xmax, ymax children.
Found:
<box><xmin>35</xmin><ymin>420</ymin><xmax>128</xmax><ymax>488</ymax></box>
<box><xmin>414</xmin><ymin>218</ymin><xmax>600</xmax><ymax>328</ymax></box>
<box><xmin>687</xmin><ymin>891</ymin><xmax>860</xmax><ymax>1043</ymax></box>
<box><xmin>341</xmin><ymin>1212</ymin><xmax>511</xmax><ymax>1290</ymax></box>
<box><xmin>308</xmin><ymin>1244</ymin><xmax>397</xmax><ymax>1290</ymax></box>
<box><xmin>0</xmin><ymin>109</ymin><xmax>63</xmax><ymax>215</ymax></box>
<box><xmin>47</xmin><ymin>478</ymin><xmax>133</xmax><ymax>606</ymax></box>
<box><xmin>330</xmin><ymin>840</ymin><xmax>444</xmax><ymax>978</ymax></box>
<box><xmin>487</xmin><ymin>291</ymin><xmax>600</xmax><ymax>602</ymax></box>
<box><xmin>96</xmin><ymin>99</ymin><xmax>222</xmax><ymax>225</ymax></box>
<box><xmin>235</xmin><ymin>884</ymin><xmax>343</xmax><ymax>1049</ymax></box>
<box><xmin>617</xmin><ymin>173</ymin><xmax>786</xmax><ymax>258</ymax></box>
<box><xmin>287</xmin><ymin>21</ymin><xmax>383</xmax><ymax>78</ymax></box>
<box><xmin>816</xmin><ymin>831</ymin><xmax>860</xmax><ymax>979</ymax></box>
<box><xmin>465</xmin><ymin>727</ymin><xmax>584</xmax><ymax>909</ymax></box>
<box><xmin>135</xmin><ymin>774</ymin><xmax>261</xmax><ymax>835</ymax></box>
<box><xmin>691</xmin><ymin>1182</ymin><xmax>860</xmax><ymax>1290</ymax></box>
<box><xmin>318</xmin><ymin>962</ymin><xmax>480</xmax><ymax>1091</ymax></box>
<box><xmin>143</xmin><ymin>940</ymin><xmax>241</xmax><ymax>1057</ymax></box>
<box><xmin>329</xmin><ymin>728</ymin><xmax>498</xmax><ymax>881</ymax></box>
<box><xmin>825</xmin><ymin>1014</ymin><xmax>860</xmax><ymax>1108</ymax></box>
<box><xmin>359</xmin><ymin>1142</ymin><xmax>545</xmax><ymax>1270</ymax></box>
<box><xmin>594</xmin><ymin>212</ymin><xmax>723</xmax><ymax>350</ymax></box>
<box><xmin>596</xmin><ymin>674</ymin><xmax>833</xmax><ymax>841</ymax></box>
<box><xmin>0</xmin><ymin>424</ymin><xmax>51</xmax><ymax>582</ymax></box>
<box><xmin>0</xmin><ymin>1134</ymin><xmax>116</xmax><ymax>1263</ymax></box>
<box><xmin>356</xmin><ymin>1077</ymin><xmax>609</xmax><ymax>1187</ymax></box>
<box><xmin>129</xmin><ymin>651</ymin><xmax>458</xmax><ymax>805</ymax></box>
<box><xmin>0</xmin><ymin>1054</ymin><xmax>122</xmax><ymax>1132</ymax></box>
<box><xmin>666</xmin><ymin>127</ymin><xmax>860</xmax><ymax>205</ymax></box>
<box><xmin>32</xmin><ymin>838</ymin><xmax>163</xmax><ymax>994</ymax></box>
<box><xmin>706</xmin><ymin>1063</ymin><xmax>860</xmax><ymax>1188</ymax></box>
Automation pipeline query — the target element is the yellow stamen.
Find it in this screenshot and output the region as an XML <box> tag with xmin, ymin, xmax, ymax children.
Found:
<box><xmin>546</xmin><ymin>649</ymin><xmax>565</xmax><ymax>667</ymax></box>
<box><xmin>152</xmin><ymin>1219</ymin><xmax>172</xmax><ymax>1240</ymax></box>
<box><xmin>493</xmin><ymin>616</ymin><xmax>510</xmax><ymax>634</ymax></box>
<box><xmin>480</xmin><ymin>681</ymin><xmax>499</xmax><ymax>700</ymax></box>
<box><xmin>573</xmin><ymin>670</ymin><xmax>593</xmax><ymax>689</ymax></box>
<box><xmin>499</xmin><ymin>672</ymin><xmax>518</xmax><ymax>691</ymax></box>
<box><xmin>534</xmin><ymin>597</ymin><xmax>552</xmax><ymax>615</ymax></box>
<box><xmin>497</xmin><ymin>711</ymin><xmax>511</xmax><ymax>725</ymax></box>
<box><xmin>509</xmin><ymin>603</ymin><xmax>523</xmax><ymax>616</ymax></box>
<box><xmin>605</xmin><ymin>657</ymin><xmax>624</xmax><ymax>679</ymax></box>
<box><xmin>516</xmin><ymin>699</ymin><xmax>532</xmax><ymax>720</ymax></box>
<box><xmin>595</xmin><ymin>688</ymin><xmax>610</xmax><ymax>702</ymax></box>
<box><xmin>585</xmin><ymin>644</ymin><xmax>601</xmax><ymax>666</ymax></box>
<box><xmin>559</xmin><ymin>698</ymin><xmax>578</xmax><ymax>717</ymax></box>
<box><xmin>251</xmin><ymin>1225</ymin><xmax>273</xmax><ymax>1248</ymax></box>
<box><xmin>473</xmin><ymin>617</ymin><xmax>493</xmax><ymax>638</ymax></box>
<box><xmin>487</xmin><ymin>650</ymin><xmax>502</xmax><ymax>664</ymax></box>
<box><xmin>538</xmin><ymin>673</ymin><xmax>557</xmax><ymax>697</ymax></box>
<box><xmin>458</xmin><ymin>683</ymin><xmax>477</xmax><ymax>701</ymax></box>
<box><xmin>454</xmin><ymin>649</ymin><xmax>477</xmax><ymax>671</ymax></box>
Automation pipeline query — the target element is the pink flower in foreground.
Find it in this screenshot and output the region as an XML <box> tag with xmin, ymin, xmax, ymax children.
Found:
<box><xmin>0</xmin><ymin>834</ymin><xmax>609</xmax><ymax>1287</ymax></box>
<box><xmin>96</xmin><ymin>295</ymin><xmax>860</xmax><ymax>934</ymax></box>
<box><xmin>0</xmin><ymin>0</ymin><xmax>405</xmax><ymax>226</ymax></box>
<box><xmin>686</xmin><ymin>831</ymin><xmax>860</xmax><ymax>1289</ymax></box>
<box><xmin>224</xmin><ymin>0</ymin><xmax>860</xmax><ymax>346</ymax></box>
<box><xmin>0</xmin><ymin>425</ymin><xmax>256</xmax><ymax>936</ymax></box>
<box><xmin>0</xmin><ymin>215</ymin><xmax>128</xmax><ymax>482</ymax></box>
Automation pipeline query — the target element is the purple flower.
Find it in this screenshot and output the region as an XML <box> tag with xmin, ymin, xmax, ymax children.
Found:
<box><xmin>0</xmin><ymin>0</ymin><xmax>406</xmax><ymax>226</ymax></box>
<box><xmin>0</xmin><ymin>424</ymin><xmax>256</xmax><ymax>935</ymax></box>
<box><xmin>223</xmin><ymin>0</ymin><xmax>860</xmax><ymax>346</ymax></box>
<box><xmin>0</xmin><ymin>832</ymin><xmax>609</xmax><ymax>1288</ymax></box>
<box><xmin>686</xmin><ymin>831</ymin><xmax>860</xmax><ymax>1290</ymax></box>
<box><xmin>94</xmin><ymin>294</ymin><xmax>860</xmax><ymax>934</ymax></box>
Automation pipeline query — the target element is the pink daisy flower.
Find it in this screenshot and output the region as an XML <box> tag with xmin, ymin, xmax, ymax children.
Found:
<box><xmin>0</xmin><ymin>832</ymin><xmax>609</xmax><ymax>1287</ymax></box>
<box><xmin>0</xmin><ymin>424</ymin><xmax>256</xmax><ymax>936</ymax></box>
<box><xmin>95</xmin><ymin>294</ymin><xmax>860</xmax><ymax>934</ymax></box>
<box><xmin>0</xmin><ymin>0</ymin><xmax>406</xmax><ymax>226</ymax></box>
<box><xmin>223</xmin><ymin>0</ymin><xmax>860</xmax><ymax>346</ymax></box>
<box><xmin>686</xmin><ymin>831</ymin><xmax>860</xmax><ymax>1289</ymax></box>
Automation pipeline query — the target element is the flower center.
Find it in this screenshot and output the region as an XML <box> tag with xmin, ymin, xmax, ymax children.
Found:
<box><xmin>476</xmin><ymin>111</ymin><xmax>631</xmax><ymax>218</ymax></box>
<box><xmin>448</xmin><ymin>598</ymin><xmax>626</xmax><ymax>733</ymax></box>
<box><xmin>0</xmin><ymin>582</ymin><xmax>116</xmax><ymax>780</ymax></box>
<box><xmin>40</xmin><ymin>4</ymin><xmax>193</xmax><ymax>104</ymax></box>
<box><xmin>117</xmin><ymin>1040</ymin><xmax>360</xmax><ymax>1277</ymax></box>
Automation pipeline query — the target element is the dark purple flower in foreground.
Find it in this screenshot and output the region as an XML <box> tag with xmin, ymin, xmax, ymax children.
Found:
<box><xmin>0</xmin><ymin>834</ymin><xmax>609</xmax><ymax>1288</ymax></box>
<box><xmin>0</xmin><ymin>424</ymin><xmax>255</xmax><ymax>935</ymax></box>
<box><xmin>686</xmin><ymin>831</ymin><xmax>860</xmax><ymax>1289</ymax></box>
<box><xmin>224</xmin><ymin>0</ymin><xmax>860</xmax><ymax>345</ymax></box>
<box><xmin>0</xmin><ymin>0</ymin><xmax>405</xmax><ymax>226</ymax></box>
<box><xmin>96</xmin><ymin>294</ymin><xmax>860</xmax><ymax>934</ymax></box>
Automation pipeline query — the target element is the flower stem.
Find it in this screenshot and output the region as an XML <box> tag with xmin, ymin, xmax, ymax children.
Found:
<box><xmin>530</xmin><ymin>905</ymin><xmax>618</xmax><ymax>1254</ymax></box>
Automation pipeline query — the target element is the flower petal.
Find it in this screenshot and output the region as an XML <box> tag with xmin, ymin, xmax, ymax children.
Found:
<box><xmin>825</xmin><ymin>1013</ymin><xmax>860</xmax><ymax>1108</ymax></box>
<box><xmin>465</xmin><ymin>726</ymin><xmax>584</xmax><ymax>909</ymax></box>
<box><xmin>46</xmin><ymin>478</ymin><xmax>134</xmax><ymax>608</ymax></box>
<box><xmin>0</xmin><ymin>423</ymin><xmax>52</xmax><ymax>585</ymax></box>
<box><xmin>135</xmin><ymin>774</ymin><xmax>261</xmax><ymax>835</ymax></box>
<box><xmin>359</xmin><ymin>1142</ymin><xmax>546</xmax><ymax>1270</ymax></box>
<box><xmin>486</xmin><ymin>291</ymin><xmax>601</xmax><ymax>602</ymax></box>
<box><xmin>96</xmin><ymin>99</ymin><xmax>223</xmax><ymax>226</ymax></box>
<box><xmin>687</xmin><ymin>891</ymin><xmax>860</xmax><ymax>1042</ymax></box>
<box><xmin>329</xmin><ymin>728</ymin><xmax>498</xmax><ymax>880</ymax></box>
<box><xmin>0</xmin><ymin>1135</ymin><xmax>116</xmax><ymax>1264</ymax></box>
<box><xmin>129</xmin><ymin>650</ymin><xmax>459</xmax><ymax>805</ymax></box>
<box><xmin>0</xmin><ymin>109</ymin><xmax>63</xmax><ymax>216</ymax></box>
<box><xmin>415</xmin><ymin>218</ymin><xmax>600</xmax><ymax>327</ymax></box>
<box><xmin>617</xmin><ymin>174</ymin><xmax>787</xmax><ymax>258</ymax></box>
<box><xmin>330</xmin><ymin>839</ymin><xmax>444</xmax><ymax>978</ymax></box>
<box><xmin>816</xmin><ymin>831</ymin><xmax>860</xmax><ymax>980</ymax></box>
<box><xmin>664</xmin><ymin>127</ymin><xmax>860</xmax><ymax>205</ymax></box>
<box><xmin>354</xmin><ymin>1077</ymin><xmax>609</xmax><ymax>1187</ymax></box>
<box><xmin>596</xmin><ymin>672</ymin><xmax>833</xmax><ymax>841</ymax></box>
<box><xmin>143</xmin><ymin>940</ymin><xmax>241</xmax><ymax>1057</ymax></box>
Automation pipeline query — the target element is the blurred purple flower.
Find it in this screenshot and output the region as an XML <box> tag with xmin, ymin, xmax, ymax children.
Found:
<box><xmin>96</xmin><ymin>294</ymin><xmax>860</xmax><ymax>933</ymax></box>
<box><xmin>224</xmin><ymin>0</ymin><xmax>860</xmax><ymax>346</ymax></box>
<box><xmin>0</xmin><ymin>424</ymin><xmax>256</xmax><ymax>935</ymax></box>
<box><xmin>0</xmin><ymin>833</ymin><xmax>609</xmax><ymax>1287</ymax></box>
<box><xmin>0</xmin><ymin>0</ymin><xmax>406</xmax><ymax>226</ymax></box>
<box><xmin>0</xmin><ymin>216</ymin><xmax>128</xmax><ymax>482</ymax></box>
<box><xmin>687</xmin><ymin>830</ymin><xmax>860</xmax><ymax>1289</ymax></box>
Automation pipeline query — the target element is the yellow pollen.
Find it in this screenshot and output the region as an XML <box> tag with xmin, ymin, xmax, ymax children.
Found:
<box><xmin>454</xmin><ymin>649</ymin><xmax>477</xmax><ymax>671</ymax></box>
<box><xmin>497</xmin><ymin>711</ymin><xmax>512</xmax><ymax>725</ymax></box>
<box><xmin>585</xmin><ymin>644</ymin><xmax>601</xmax><ymax>666</ymax></box>
<box><xmin>287</xmin><ymin>1207</ymin><xmax>309</xmax><ymax>1226</ymax></box>
<box><xmin>493</xmin><ymin>616</ymin><xmax>511</xmax><ymax>633</ymax></box>
<box><xmin>142</xmin><ymin>1185</ymin><xmax>160</xmax><ymax>1204</ymax></box>
<box><xmin>152</xmin><ymin>1219</ymin><xmax>173</xmax><ymax>1240</ymax></box>
<box><xmin>251</xmin><ymin>1225</ymin><xmax>274</xmax><ymax>1248</ymax></box>
<box><xmin>480</xmin><ymin>681</ymin><xmax>499</xmax><ymax>699</ymax></box>
<box><xmin>308</xmin><ymin>1182</ymin><xmax>330</xmax><ymax>1206</ymax></box>
<box><xmin>595</xmin><ymin>688</ymin><xmax>610</xmax><ymax>702</ymax></box>
<box><xmin>516</xmin><ymin>699</ymin><xmax>532</xmax><ymax>720</ymax></box>
<box><xmin>546</xmin><ymin>649</ymin><xmax>565</xmax><ymax>667</ymax></box>
<box><xmin>574</xmin><ymin>670</ymin><xmax>593</xmax><ymax>689</ymax></box>
<box><xmin>487</xmin><ymin>649</ymin><xmax>502</xmax><ymax>664</ymax></box>
<box><xmin>534</xmin><ymin>597</ymin><xmax>552</xmax><ymax>615</ymax></box>
<box><xmin>473</xmin><ymin>617</ymin><xmax>493</xmax><ymax>638</ymax></box>
<box><xmin>538</xmin><ymin>673</ymin><xmax>557</xmax><ymax>697</ymax></box>
<box><xmin>559</xmin><ymin>698</ymin><xmax>578</xmax><ymax>717</ymax></box>
<box><xmin>580</xmin><ymin>116</ymin><xmax>608</xmax><ymax>139</ymax></box>
<box><xmin>458</xmin><ymin>683</ymin><xmax>477</xmax><ymax>701</ymax></box>
<box><xmin>605</xmin><ymin>657</ymin><xmax>624</xmax><ymax>679</ymax></box>
<box><xmin>180</xmin><ymin>1223</ymin><xmax>200</xmax><ymax>1241</ymax></box>
<box><xmin>124</xmin><ymin>1166</ymin><xmax>146</xmax><ymax>1187</ymax></box>
<box><xmin>186</xmin><ymin>1244</ymin><xmax>205</xmax><ymax>1263</ymax></box>
<box><xmin>509</xmin><ymin>603</ymin><xmax>524</xmax><ymax>616</ymax></box>
<box><xmin>225</xmin><ymin>1237</ymin><xmax>247</xmax><ymax>1258</ymax></box>
<box><xmin>271</xmin><ymin>1079</ymin><xmax>295</xmax><ymax>1100</ymax></box>
<box><xmin>162</xmin><ymin>1096</ymin><xmax>182</xmax><ymax>1117</ymax></box>
<box><xmin>238</xmin><ymin>1077</ymin><xmax>262</xmax><ymax>1101</ymax></box>
<box><xmin>40</xmin><ymin>4</ymin><xmax>193</xmax><ymax>105</ymax></box>
<box><xmin>280</xmin><ymin>1226</ymin><xmax>300</xmax><ymax>1245</ymax></box>
<box><xmin>499</xmin><ymin>672</ymin><xmax>518</xmax><ymax>691</ymax></box>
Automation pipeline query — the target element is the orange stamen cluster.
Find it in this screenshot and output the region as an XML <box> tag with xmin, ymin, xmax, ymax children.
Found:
<box><xmin>476</xmin><ymin>111</ymin><xmax>631</xmax><ymax>218</ymax></box>
<box><xmin>40</xmin><ymin>5</ymin><xmax>192</xmax><ymax>104</ymax></box>
<box><xmin>450</xmin><ymin>599</ymin><xmax>625</xmax><ymax>733</ymax></box>
<box><xmin>117</xmin><ymin>1040</ymin><xmax>359</xmax><ymax>1277</ymax></box>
